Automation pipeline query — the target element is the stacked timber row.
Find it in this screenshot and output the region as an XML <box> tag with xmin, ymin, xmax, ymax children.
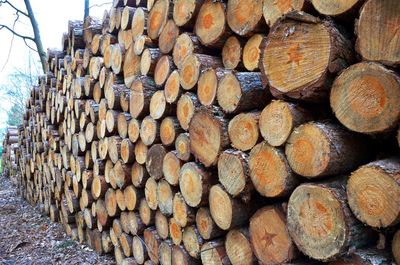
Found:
<box><xmin>2</xmin><ymin>126</ymin><xmax>20</xmax><ymax>185</ymax></box>
<box><xmin>2</xmin><ymin>0</ymin><xmax>400</xmax><ymax>264</ymax></box>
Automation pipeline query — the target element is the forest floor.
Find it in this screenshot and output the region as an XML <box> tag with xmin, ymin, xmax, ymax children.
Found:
<box><xmin>0</xmin><ymin>174</ymin><xmax>115</xmax><ymax>265</ymax></box>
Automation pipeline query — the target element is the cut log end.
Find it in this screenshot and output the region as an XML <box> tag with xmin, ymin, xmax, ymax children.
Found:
<box><xmin>347</xmin><ymin>158</ymin><xmax>400</xmax><ymax>228</ymax></box>
<box><xmin>249</xmin><ymin>141</ymin><xmax>298</xmax><ymax>198</ymax></box>
<box><xmin>189</xmin><ymin>109</ymin><xmax>228</xmax><ymax>167</ymax></box>
<box><xmin>356</xmin><ymin>0</ymin><xmax>400</xmax><ymax>66</ymax></box>
<box><xmin>250</xmin><ymin>205</ymin><xmax>296</xmax><ymax>264</ymax></box>
<box><xmin>228</xmin><ymin>112</ymin><xmax>259</xmax><ymax>151</ymax></box>
<box><xmin>197</xmin><ymin>68</ymin><xmax>218</xmax><ymax>107</ymax></box>
<box><xmin>330</xmin><ymin>62</ymin><xmax>400</xmax><ymax>134</ymax></box>
<box><xmin>288</xmin><ymin>183</ymin><xmax>366</xmax><ymax>261</ymax></box>
<box><xmin>194</xmin><ymin>0</ymin><xmax>227</xmax><ymax>47</ymax></box>
<box><xmin>226</xmin><ymin>0</ymin><xmax>264</xmax><ymax>36</ymax></box>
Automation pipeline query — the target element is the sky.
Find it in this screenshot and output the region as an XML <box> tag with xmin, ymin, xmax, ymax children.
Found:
<box><xmin>0</xmin><ymin>0</ymin><xmax>111</xmax><ymax>134</ymax></box>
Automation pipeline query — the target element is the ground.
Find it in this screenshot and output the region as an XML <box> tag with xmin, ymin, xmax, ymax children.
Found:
<box><xmin>0</xmin><ymin>174</ymin><xmax>115</xmax><ymax>265</ymax></box>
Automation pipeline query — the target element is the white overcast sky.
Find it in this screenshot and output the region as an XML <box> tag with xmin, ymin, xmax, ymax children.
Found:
<box><xmin>0</xmin><ymin>0</ymin><xmax>111</xmax><ymax>132</ymax></box>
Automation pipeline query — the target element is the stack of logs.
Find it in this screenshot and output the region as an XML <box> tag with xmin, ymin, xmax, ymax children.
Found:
<box><xmin>2</xmin><ymin>0</ymin><xmax>400</xmax><ymax>264</ymax></box>
<box><xmin>2</xmin><ymin>126</ymin><xmax>20</xmax><ymax>185</ymax></box>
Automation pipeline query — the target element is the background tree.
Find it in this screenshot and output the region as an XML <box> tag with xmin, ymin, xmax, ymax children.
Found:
<box><xmin>0</xmin><ymin>0</ymin><xmax>46</xmax><ymax>72</ymax></box>
<box><xmin>0</xmin><ymin>52</ymin><xmax>38</xmax><ymax>130</ymax></box>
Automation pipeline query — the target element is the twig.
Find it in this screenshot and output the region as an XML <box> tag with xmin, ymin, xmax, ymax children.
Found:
<box><xmin>0</xmin><ymin>0</ymin><xmax>29</xmax><ymax>17</ymax></box>
<box><xmin>0</xmin><ymin>24</ymin><xmax>34</xmax><ymax>41</ymax></box>
<box><xmin>89</xmin><ymin>2</ymin><xmax>112</xmax><ymax>9</ymax></box>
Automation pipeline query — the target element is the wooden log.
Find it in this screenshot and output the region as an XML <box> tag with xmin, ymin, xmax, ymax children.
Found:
<box><xmin>260</xmin><ymin>100</ymin><xmax>316</xmax><ymax>147</ymax></box>
<box><xmin>197</xmin><ymin>67</ymin><xmax>224</xmax><ymax>107</ymax></box>
<box><xmin>160</xmin><ymin>117</ymin><xmax>182</xmax><ymax>147</ymax></box>
<box><xmin>119</xmin><ymin>89</ymin><xmax>131</xmax><ymax>112</ymax></box>
<box><xmin>128</xmin><ymin>118</ymin><xmax>141</xmax><ymax>143</ymax></box>
<box><xmin>330</xmin><ymin>62</ymin><xmax>400</xmax><ymax>134</ymax></box>
<box><xmin>116</xmin><ymin>189</ymin><xmax>127</xmax><ymax>211</ymax></box>
<box><xmin>123</xmin><ymin>45</ymin><xmax>141</xmax><ymax>88</ymax></box>
<box><xmin>134</xmin><ymin>35</ymin><xmax>155</xmax><ymax>56</ymax></box>
<box><xmin>114</xmin><ymin>160</ymin><xmax>132</xmax><ymax>189</ymax></box>
<box><xmin>146</xmin><ymin>144</ymin><xmax>167</xmax><ymax>180</ymax></box>
<box><xmin>356</xmin><ymin>0</ymin><xmax>399</xmax><ymax>66</ymax></box>
<box><xmin>117</xmin><ymin>112</ymin><xmax>132</xmax><ymax>138</ymax></box>
<box><xmin>108</xmin><ymin>136</ymin><xmax>122</xmax><ymax>164</ymax></box>
<box><xmin>195</xmin><ymin>207</ymin><xmax>224</xmax><ymax>240</ymax></box>
<box><xmin>163</xmin><ymin>151</ymin><xmax>182</xmax><ymax>187</ymax></box>
<box><xmin>158</xmin><ymin>240</ymin><xmax>173</xmax><ymax>265</ymax></box>
<box><xmin>164</xmin><ymin>70</ymin><xmax>181</xmax><ymax>104</ymax></box>
<box><xmin>347</xmin><ymin>158</ymin><xmax>400</xmax><ymax>228</ymax></box>
<box><xmin>157</xmin><ymin>179</ymin><xmax>175</xmax><ymax>216</ymax></box>
<box><xmin>179</xmin><ymin>162</ymin><xmax>215</xmax><ymax>207</ymax></box>
<box><xmin>159</xmin><ymin>19</ymin><xmax>180</xmax><ymax>54</ymax></box>
<box><xmin>226</xmin><ymin>0</ymin><xmax>264</xmax><ymax>36</ymax></box>
<box><xmin>217</xmin><ymin>71</ymin><xmax>268</xmax><ymax>114</ymax></box>
<box><xmin>130</xmin><ymin>77</ymin><xmax>158</xmax><ymax>119</ymax></box>
<box><xmin>173</xmin><ymin>0</ymin><xmax>203</xmax><ymax>29</ymax></box>
<box><xmin>179</xmin><ymin>53</ymin><xmax>222</xmax><ymax>91</ymax></box>
<box><xmin>218</xmin><ymin>149</ymin><xmax>253</xmax><ymax>201</ymax></box>
<box><xmin>287</xmin><ymin>180</ymin><xmax>376</xmax><ymax>261</ymax></box>
<box><xmin>140</xmin><ymin>48</ymin><xmax>162</xmax><ymax>76</ymax></box>
<box><xmin>145</xmin><ymin>177</ymin><xmax>159</xmax><ymax>210</ymax></box>
<box><xmin>105</xmin><ymin>188</ymin><xmax>120</xmax><ymax>217</ymax></box>
<box><xmin>131</xmin><ymin>8</ymin><xmax>147</xmax><ymax>41</ymax></box>
<box><xmin>144</xmin><ymin>227</ymin><xmax>162</xmax><ymax>264</ymax></box>
<box><xmin>169</xmin><ymin>218</ymin><xmax>183</xmax><ymax>246</ymax></box>
<box><xmin>111</xmin><ymin>44</ymin><xmax>126</xmax><ymax>74</ymax></box>
<box><xmin>221</xmin><ymin>36</ymin><xmax>243</xmax><ymax>70</ymax></box>
<box><xmin>194</xmin><ymin>0</ymin><xmax>231</xmax><ymax>48</ymax></box>
<box><xmin>139</xmin><ymin>198</ymin><xmax>156</xmax><ymax>226</ymax></box>
<box><xmin>250</xmin><ymin>205</ymin><xmax>297</xmax><ymax>264</ymax></box>
<box><xmin>228</xmin><ymin>111</ymin><xmax>260</xmax><ymax>151</ymax></box>
<box><xmin>132</xmin><ymin>235</ymin><xmax>149</xmax><ymax>264</ymax></box>
<box><xmin>140</xmin><ymin>116</ymin><xmax>160</xmax><ymax>146</ymax></box>
<box><xmin>124</xmin><ymin>185</ymin><xmax>143</xmax><ymax>211</ymax></box>
<box><xmin>96</xmin><ymin>199</ymin><xmax>112</xmax><ymax>229</ymax></box>
<box><xmin>121</xmin><ymin>6</ymin><xmax>136</xmax><ymax>31</ymax></box>
<box><xmin>172</xmin><ymin>245</ymin><xmax>200</xmax><ymax>265</ymax></box>
<box><xmin>263</xmin><ymin>0</ymin><xmax>308</xmax><ymax>27</ymax></box>
<box><xmin>154</xmin><ymin>55</ymin><xmax>174</xmax><ymax>87</ymax></box>
<box><xmin>261</xmin><ymin>13</ymin><xmax>354</xmax><ymax>102</ymax></box>
<box><xmin>176</xmin><ymin>92</ymin><xmax>201</xmax><ymax>131</ymax></box>
<box><xmin>209</xmin><ymin>184</ymin><xmax>253</xmax><ymax>230</ymax></box>
<box><xmin>131</xmin><ymin>162</ymin><xmax>149</xmax><ymax>188</ymax></box>
<box><xmin>225</xmin><ymin>228</ymin><xmax>255</xmax><ymax>265</ymax></box>
<box><xmin>182</xmin><ymin>225</ymin><xmax>203</xmax><ymax>258</ymax></box>
<box><xmin>200</xmin><ymin>239</ymin><xmax>230</xmax><ymax>265</ymax></box>
<box><xmin>135</xmin><ymin>139</ymin><xmax>148</xmax><ymax>165</ymax></box>
<box><xmin>172</xmin><ymin>33</ymin><xmax>206</xmax><ymax>69</ymax></box>
<box><xmin>155</xmin><ymin>210</ymin><xmax>169</xmax><ymax>239</ymax></box>
<box><xmin>121</xmin><ymin>138</ymin><xmax>135</xmax><ymax>164</ymax></box>
<box><xmin>188</xmin><ymin>108</ymin><xmax>229</xmax><ymax>167</ymax></box>
<box><xmin>149</xmin><ymin>90</ymin><xmax>174</xmax><ymax>120</ymax></box>
<box><xmin>92</xmin><ymin>175</ymin><xmax>108</xmax><ymax>200</ymax></box>
<box><xmin>147</xmin><ymin>0</ymin><xmax>170</xmax><ymax>40</ymax></box>
<box><xmin>285</xmin><ymin>121</ymin><xmax>371</xmax><ymax>178</ymax></box>
<box><xmin>172</xmin><ymin>192</ymin><xmax>195</xmax><ymax>227</ymax></box>
<box><xmin>242</xmin><ymin>35</ymin><xmax>263</xmax><ymax>72</ymax></box>
<box><xmin>249</xmin><ymin>141</ymin><xmax>298</xmax><ymax>198</ymax></box>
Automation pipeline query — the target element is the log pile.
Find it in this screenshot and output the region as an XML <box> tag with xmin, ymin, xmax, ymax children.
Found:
<box><xmin>2</xmin><ymin>0</ymin><xmax>400</xmax><ymax>264</ymax></box>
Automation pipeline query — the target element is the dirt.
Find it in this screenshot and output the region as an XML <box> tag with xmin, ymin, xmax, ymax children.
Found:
<box><xmin>0</xmin><ymin>174</ymin><xmax>115</xmax><ymax>265</ymax></box>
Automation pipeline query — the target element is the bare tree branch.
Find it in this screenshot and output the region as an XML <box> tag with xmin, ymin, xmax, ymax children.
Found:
<box><xmin>89</xmin><ymin>2</ymin><xmax>112</xmax><ymax>9</ymax></box>
<box><xmin>22</xmin><ymin>38</ymin><xmax>38</xmax><ymax>52</ymax></box>
<box><xmin>0</xmin><ymin>24</ymin><xmax>35</xmax><ymax>41</ymax></box>
<box><xmin>0</xmin><ymin>0</ymin><xmax>29</xmax><ymax>17</ymax></box>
